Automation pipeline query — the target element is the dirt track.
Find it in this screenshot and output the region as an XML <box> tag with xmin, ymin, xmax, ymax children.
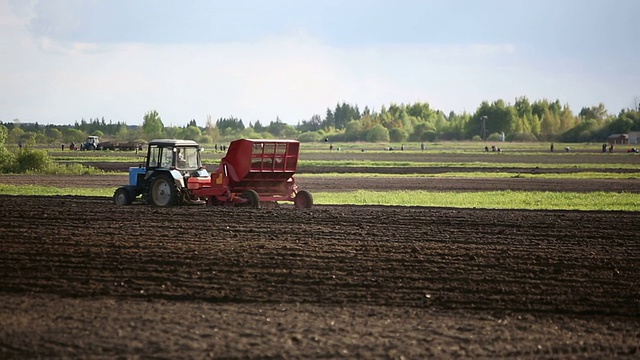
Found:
<box><xmin>1</xmin><ymin>194</ymin><xmax>639</xmax><ymax>358</ymax></box>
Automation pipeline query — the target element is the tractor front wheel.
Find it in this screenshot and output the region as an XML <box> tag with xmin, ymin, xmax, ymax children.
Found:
<box><xmin>114</xmin><ymin>187</ymin><xmax>133</xmax><ymax>206</ymax></box>
<box><xmin>149</xmin><ymin>175</ymin><xmax>178</xmax><ymax>207</ymax></box>
<box><xmin>241</xmin><ymin>189</ymin><xmax>260</xmax><ymax>208</ymax></box>
<box><xmin>294</xmin><ymin>190</ymin><xmax>313</xmax><ymax>209</ymax></box>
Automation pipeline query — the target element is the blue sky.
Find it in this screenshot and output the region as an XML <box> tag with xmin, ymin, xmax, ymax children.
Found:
<box><xmin>1</xmin><ymin>0</ymin><xmax>638</xmax><ymax>126</ymax></box>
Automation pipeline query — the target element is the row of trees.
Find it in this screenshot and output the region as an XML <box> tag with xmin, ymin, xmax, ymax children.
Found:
<box><xmin>2</xmin><ymin>97</ymin><xmax>640</xmax><ymax>145</ymax></box>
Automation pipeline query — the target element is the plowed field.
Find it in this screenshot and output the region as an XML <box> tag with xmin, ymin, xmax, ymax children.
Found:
<box><xmin>1</xmin><ymin>189</ymin><xmax>639</xmax><ymax>358</ymax></box>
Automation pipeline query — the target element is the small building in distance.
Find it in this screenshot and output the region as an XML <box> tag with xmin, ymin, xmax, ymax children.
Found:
<box><xmin>627</xmin><ymin>131</ymin><xmax>640</xmax><ymax>144</ymax></box>
<box><xmin>607</xmin><ymin>134</ymin><xmax>629</xmax><ymax>145</ymax></box>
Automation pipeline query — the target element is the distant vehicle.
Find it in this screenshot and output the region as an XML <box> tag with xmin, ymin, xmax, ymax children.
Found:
<box><xmin>81</xmin><ymin>136</ymin><xmax>100</xmax><ymax>150</ymax></box>
<box><xmin>80</xmin><ymin>136</ymin><xmax>143</xmax><ymax>151</ymax></box>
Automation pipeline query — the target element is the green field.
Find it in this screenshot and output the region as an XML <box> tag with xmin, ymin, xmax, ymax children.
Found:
<box><xmin>3</xmin><ymin>141</ymin><xmax>638</xmax><ymax>211</ymax></box>
<box><xmin>1</xmin><ymin>184</ymin><xmax>638</xmax><ymax>211</ymax></box>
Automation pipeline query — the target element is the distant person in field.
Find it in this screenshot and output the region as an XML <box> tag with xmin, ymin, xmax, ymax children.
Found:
<box><xmin>550</xmin><ymin>143</ymin><xmax>554</xmax><ymax>152</ymax></box>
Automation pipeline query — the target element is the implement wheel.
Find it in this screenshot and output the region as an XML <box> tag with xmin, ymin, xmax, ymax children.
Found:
<box><xmin>113</xmin><ymin>187</ymin><xmax>133</xmax><ymax>206</ymax></box>
<box><xmin>241</xmin><ymin>189</ymin><xmax>260</xmax><ymax>208</ymax></box>
<box><xmin>149</xmin><ymin>175</ymin><xmax>178</xmax><ymax>207</ymax></box>
<box><xmin>294</xmin><ymin>190</ymin><xmax>313</xmax><ymax>209</ymax></box>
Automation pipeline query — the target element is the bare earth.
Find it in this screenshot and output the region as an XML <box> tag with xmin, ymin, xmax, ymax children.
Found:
<box><xmin>1</xmin><ymin>171</ymin><xmax>640</xmax><ymax>358</ymax></box>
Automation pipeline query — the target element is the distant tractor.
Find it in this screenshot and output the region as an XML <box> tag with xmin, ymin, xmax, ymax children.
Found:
<box><xmin>81</xmin><ymin>136</ymin><xmax>100</xmax><ymax>150</ymax></box>
<box><xmin>113</xmin><ymin>138</ymin><xmax>313</xmax><ymax>209</ymax></box>
<box><xmin>80</xmin><ymin>136</ymin><xmax>142</xmax><ymax>151</ymax></box>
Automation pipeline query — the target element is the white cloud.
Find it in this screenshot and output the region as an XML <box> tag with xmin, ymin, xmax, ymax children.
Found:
<box><xmin>1</xmin><ymin>0</ymin><xmax>637</xmax><ymax>126</ymax></box>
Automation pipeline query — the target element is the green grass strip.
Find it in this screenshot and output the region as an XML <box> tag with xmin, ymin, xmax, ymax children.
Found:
<box><xmin>1</xmin><ymin>185</ymin><xmax>639</xmax><ymax>211</ymax></box>
<box><xmin>299</xmin><ymin>160</ymin><xmax>640</xmax><ymax>169</ymax></box>
<box><xmin>0</xmin><ymin>184</ymin><xmax>114</xmax><ymax>197</ymax></box>
<box><xmin>297</xmin><ymin>172</ymin><xmax>640</xmax><ymax>180</ymax></box>
<box><xmin>315</xmin><ymin>190</ymin><xmax>640</xmax><ymax>211</ymax></box>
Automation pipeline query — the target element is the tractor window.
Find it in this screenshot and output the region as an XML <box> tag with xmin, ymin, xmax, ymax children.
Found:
<box><xmin>176</xmin><ymin>147</ymin><xmax>199</xmax><ymax>169</ymax></box>
<box><xmin>148</xmin><ymin>146</ymin><xmax>161</xmax><ymax>168</ymax></box>
<box><xmin>160</xmin><ymin>148</ymin><xmax>173</xmax><ymax>168</ymax></box>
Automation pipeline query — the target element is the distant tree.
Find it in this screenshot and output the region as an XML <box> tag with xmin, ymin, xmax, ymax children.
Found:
<box><xmin>164</xmin><ymin>126</ymin><xmax>181</xmax><ymax>139</ymax></box>
<box><xmin>63</xmin><ymin>128</ymin><xmax>86</xmax><ymax>143</ymax></box>
<box><xmin>253</xmin><ymin>120</ymin><xmax>266</xmax><ymax>133</ymax></box>
<box><xmin>0</xmin><ymin>125</ymin><xmax>7</xmax><ymax>146</ymax></box>
<box><xmin>324</xmin><ymin>108</ymin><xmax>335</xmax><ymax>130</ymax></box>
<box><xmin>142</xmin><ymin>110</ymin><xmax>165</xmax><ymax>140</ymax></box>
<box><xmin>181</xmin><ymin>125</ymin><xmax>201</xmax><ymax>140</ymax></box>
<box><xmin>8</xmin><ymin>127</ymin><xmax>25</xmax><ymax>144</ymax></box>
<box><xmin>558</xmin><ymin>106</ymin><xmax>576</xmax><ymax>133</ymax></box>
<box><xmin>600</xmin><ymin>109</ymin><xmax>640</xmax><ymax>136</ymax></box>
<box><xmin>467</xmin><ymin>100</ymin><xmax>516</xmax><ymax>140</ymax></box>
<box><xmin>332</xmin><ymin>103</ymin><xmax>361</xmax><ymax>130</ymax></box>
<box><xmin>389</xmin><ymin>128</ymin><xmax>408</xmax><ymax>142</ymax></box>
<box><xmin>540</xmin><ymin>108</ymin><xmax>559</xmax><ymax>140</ymax></box>
<box><xmin>410</xmin><ymin>122</ymin><xmax>435</xmax><ymax>141</ymax></box>
<box><xmin>115</xmin><ymin>123</ymin><xmax>129</xmax><ymax>140</ymax></box>
<box><xmin>366</xmin><ymin>124</ymin><xmax>390</xmax><ymax>142</ymax></box>
<box><xmin>204</xmin><ymin>115</ymin><xmax>220</xmax><ymax>142</ymax></box>
<box><xmin>560</xmin><ymin>119</ymin><xmax>600</xmax><ymax>142</ymax></box>
<box><xmin>46</xmin><ymin>128</ymin><xmax>63</xmax><ymax>143</ymax></box>
<box><xmin>579</xmin><ymin>103</ymin><xmax>610</xmax><ymax>126</ymax></box>
<box><xmin>296</xmin><ymin>114</ymin><xmax>323</xmax><ymax>133</ymax></box>
<box><xmin>267</xmin><ymin>118</ymin><xmax>288</xmax><ymax>137</ymax></box>
<box><xmin>281</xmin><ymin>124</ymin><xmax>298</xmax><ymax>138</ymax></box>
<box><xmin>298</xmin><ymin>131</ymin><xmax>324</xmax><ymax>142</ymax></box>
<box><xmin>216</xmin><ymin>117</ymin><xmax>244</xmax><ymax>133</ymax></box>
<box><xmin>198</xmin><ymin>135</ymin><xmax>213</xmax><ymax>144</ymax></box>
<box><xmin>422</xmin><ymin>130</ymin><xmax>437</xmax><ymax>142</ymax></box>
<box><xmin>344</xmin><ymin>120</ymin><xmax>363</xmax><ymax>141</ymax></box>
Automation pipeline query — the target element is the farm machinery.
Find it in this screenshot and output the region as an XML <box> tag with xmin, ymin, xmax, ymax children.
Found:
<box><xmin>113</xmin><ymin>138</ymin><xmax>313</xmax><ymax>208</ymax></box>
<box><xmin>81</xmin><ymin>136</ymin><xmax>142</xmax><ymax>151</ymax></box>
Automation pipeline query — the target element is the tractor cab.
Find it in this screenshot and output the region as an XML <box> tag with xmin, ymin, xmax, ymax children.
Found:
<box><xmin>145</xmin><ymin>139</ymin><xmax>202</xmax><ymax>172</ymax></box>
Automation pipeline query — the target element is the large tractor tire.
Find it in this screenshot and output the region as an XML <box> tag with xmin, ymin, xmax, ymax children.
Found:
<box><xmin>113</xmin><ymin>187</ymin><xmax>133</xmax><ymax>206</ymax></box>
<box><xmin>294</xmin><ymin>190</ymin><xmax>313</xmax><ymax>209</ymax></box>
<box><xmin>240</xmin><ymin>189</ymin><xmax>260</xmax><ymax>208</ymax></box>
<box><xmin>149</xmin><ymin>175</ymin><xmax>178</xmax><ymax>207</ymax></box>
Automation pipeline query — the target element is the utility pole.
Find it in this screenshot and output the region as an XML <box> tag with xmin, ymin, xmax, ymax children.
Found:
<box><xmin>481</xmin><ymin>116</ymin><xmax>488</xmax><ymax>141</ymax></box>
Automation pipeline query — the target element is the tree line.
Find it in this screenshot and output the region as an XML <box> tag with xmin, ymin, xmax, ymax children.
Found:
<box><xmin>2</xmin><ymin>97</ymin><xmax>640</xmax><ymax>146</ymax></box>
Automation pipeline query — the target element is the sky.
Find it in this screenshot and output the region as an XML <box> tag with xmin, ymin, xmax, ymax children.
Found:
<box><xmin>1</xmin><ymin>0</ymin><xmax>639</xmax><ymax>127</ymax></box>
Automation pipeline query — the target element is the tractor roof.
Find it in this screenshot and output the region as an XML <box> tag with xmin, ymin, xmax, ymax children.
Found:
<box><xmin>149</xmin><ymin>139</ymin><xmax>199</xmax><ymax>147</ymax></box>
<box><xmin>245</xmin><ymin>138</ymin><xmax>298</xmax><ymax>142</ymax></box>
<box><xmin>231</xmin><ymin>138</ymin><xmax>300</xmax><ymax>145</ymax></box>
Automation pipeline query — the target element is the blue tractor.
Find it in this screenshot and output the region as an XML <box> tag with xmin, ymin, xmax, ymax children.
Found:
<box><xmin>113</xmin><ymin>139</ymin><xmax>208</xmax><ymax>206</ymax></box>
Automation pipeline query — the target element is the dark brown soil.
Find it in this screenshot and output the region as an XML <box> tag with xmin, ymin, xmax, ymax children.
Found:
<box><xmin>1</xmin><ymin>194</ymin><xmax>639</xmax><ymax>358</ymax></box>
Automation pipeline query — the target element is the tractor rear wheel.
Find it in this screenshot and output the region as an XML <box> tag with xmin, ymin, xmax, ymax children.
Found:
<box><xmin>113</xmin><ymin>187</ymin><xmax>133</xmax><ymax>206</ymax></box>
<box><xmin>294</xmin><ymin>190</ymin><xmax>313</xmax><ymax>209</ymax></box>
<box><xmin>149</xmin><ymin>175</ymin><xmax>178</xmax><ymax>207</ymax></box>
<box><xmin>241</xmin><ymin>189</ymin><xmax>260</xmax><ymax>208</ymax></box>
